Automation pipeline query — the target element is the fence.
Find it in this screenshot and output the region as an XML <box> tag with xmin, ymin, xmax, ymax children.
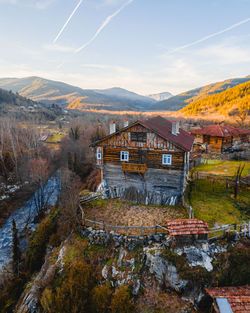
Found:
<box><xmin>82</xmin><ymin>215</ymin><xmax>249</xmax><ymax>240</ymax></box>
<box><xmin>82</xmin><ymin>217</ymin><xmax>168</xmax><ymax>237</ymax></box>
<box><xmin>209</xmin><ymin>221</ymin><xmax>250</xmax><ymax>240</ymax></box>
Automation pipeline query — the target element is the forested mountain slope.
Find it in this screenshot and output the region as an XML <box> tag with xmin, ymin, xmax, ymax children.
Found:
<box><xmin>179</xmin><ymin>80</ymin><xmax>250</xmax><ymax>117</ymax></box>
<box><xmin>152</xmin><ymin>76</ymin><xmax>250</xmax><ymax>111</ymax></box>
<box><xmin>0</xmin><ymin>87</ymin><xmax>63</xmax><ymax>121</ymax></box>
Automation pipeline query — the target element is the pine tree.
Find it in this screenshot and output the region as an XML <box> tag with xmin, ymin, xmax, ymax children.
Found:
<box><xmin>12</xmin><ymin>219</ymin><xmax>21</xmax><ymax>276</ymax></box>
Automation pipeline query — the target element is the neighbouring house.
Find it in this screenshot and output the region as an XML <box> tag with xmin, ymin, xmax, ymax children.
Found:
<box><xmin>190</xmin><ymin>124</ymin><xmax>250</xmax><ymax>153</ymax></box>
<box><xmin>90</xmin><ymin>116</ymin><xmax>194</xmax><ymax>205</ymax></box>
<box><xmin>166</xmin><ymin>219</ymin><xmax>209</xmax><ymax>243</ymax></box>
<box><xmin>205</xmin><ymin>285</ymin><xmax>250</xmax><ymax>313</ymax></box>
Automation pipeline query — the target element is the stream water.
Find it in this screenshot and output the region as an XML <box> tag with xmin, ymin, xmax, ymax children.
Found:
<box><xmin>0</xmin><ymin>174</ymin><xmax>61</xmax><ymax>272</ymax></box>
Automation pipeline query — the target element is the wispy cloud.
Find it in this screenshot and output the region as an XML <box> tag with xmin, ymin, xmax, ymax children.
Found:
<box><xmin>165</xmin><ymin>17</ymin><xmax>250</xmax><ymax>55</ymax></box>
<box><xmin>44</xmin><ymin>43</ymin><xmax>76</xmax><ymax>52</ymax></box>
<box><xmin>0</xmin><ymin>0</ymin><xmax>56</xmax><ymax>9</ymax></box>
<box><xmin>53</xmin><ymin>0</ymin><xmax>83</xmax><ymax>43</ymax></box>
<box><xmin>75</xmin><ymin>0</ymin><xmax>135</xmax><ymax>53</ymax></box>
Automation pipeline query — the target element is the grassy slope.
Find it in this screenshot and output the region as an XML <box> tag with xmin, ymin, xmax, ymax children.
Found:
<box><xmin>192</xmin><ymin>160</ymin><xmax>250</xmax><ymax>177</ymax></box>
<box><xmin>186</xmin><ymin>160</ymin><xmax>250</xmax><ymax>226</ymax></box>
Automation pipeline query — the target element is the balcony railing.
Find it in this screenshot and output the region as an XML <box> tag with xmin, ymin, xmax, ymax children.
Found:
<box><xmin>122</xmin><ymin>162</ymin><xmax>147</xmax><ymax>174</ymax></box>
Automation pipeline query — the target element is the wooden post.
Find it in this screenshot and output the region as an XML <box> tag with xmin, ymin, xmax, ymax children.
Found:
<box><xmin>140</xmin><ymin>224</ymin><xmax>143</xmax><ymax>236</ymax></box>
<box><xmin>126</xmin><ymin>221</ymin><xmax>129</xmax><ymax>236</ymax></box>
<box><xmin>103</xmin><ymin>220</ymin><xmax>105</xmax><ymax>231</ymax></box>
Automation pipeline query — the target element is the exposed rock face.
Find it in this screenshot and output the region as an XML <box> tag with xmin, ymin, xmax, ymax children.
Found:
<box><xmin>16</xmin><ymin>244</ymin><xmax>66</xmax><ymax>313</ymax></box>
<box><xmin>176</xmin><ymin>242</ymin><xmax>227</xmax><ymax>272</ymax></box>
<box><xmin>144</xmin><ymin>246</ymin><xmax>188</xmax><ymax>291</ymax></box>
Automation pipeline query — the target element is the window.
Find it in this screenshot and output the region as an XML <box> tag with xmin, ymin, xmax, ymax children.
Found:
<box><xmin>120</xmin><ymin>151</ymin><xmax>129</xmax><ymax>162</ymax></box>
<box><xmin>97</xmin><ymin>152</ymin><xmax>102</xmax><ymax>160</ymax></box>
<box><xmin>131</xmin><ymin>132</ymin><xmax>147</xmax><ymax>142</ymax></box>
<box><xmin>162</xmin><ymin>154</ymin><xmax>172</xmax><ymax>165</ymax></box>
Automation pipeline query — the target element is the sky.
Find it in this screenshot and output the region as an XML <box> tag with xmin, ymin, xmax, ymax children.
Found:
<box><xmin>0</xmin><ymin>0</ymin><xmax>250</xmax><ymax>95</ymax></box>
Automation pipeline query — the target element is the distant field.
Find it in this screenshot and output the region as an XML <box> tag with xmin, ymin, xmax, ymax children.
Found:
<box><xmin>192</xmin><ymin>160</ymin><xmax>250</xmax><ymax>177</ymax></box>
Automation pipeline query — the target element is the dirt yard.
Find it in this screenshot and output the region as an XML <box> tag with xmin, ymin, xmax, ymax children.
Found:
<box><xmin>83</xmin><ymin>199</ymin><xmax>187</xmax><ymax>236</ymax></box>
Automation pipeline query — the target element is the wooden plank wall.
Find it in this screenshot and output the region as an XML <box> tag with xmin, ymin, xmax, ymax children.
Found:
<box><xmin>98</xmin><ymin>125</ymin><xmax>180</xmax><ymax>151</ymax></box>
<box><xmin>103</xmin><ymin>147</ymin><xmax>184</xmax><ymax>170</ymax></box>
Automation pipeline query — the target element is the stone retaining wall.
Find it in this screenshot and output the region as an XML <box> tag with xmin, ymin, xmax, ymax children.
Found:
<box><xmin>82</xmin><ymin>227</ymin><xmax>171</xmax><ymax>250</ymax></box>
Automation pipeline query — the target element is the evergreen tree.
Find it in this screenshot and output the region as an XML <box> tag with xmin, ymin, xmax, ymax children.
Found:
<box><xmin>12</xmin><ymin>219</ymin><xmax>21</xmax><ymax>276</ymax></box>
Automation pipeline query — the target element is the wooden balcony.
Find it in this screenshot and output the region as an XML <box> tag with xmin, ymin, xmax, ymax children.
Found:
<box><xmin>122</xmin><ymin>162</ymin><xmax>147</xmax><ymax>174</ymax></box>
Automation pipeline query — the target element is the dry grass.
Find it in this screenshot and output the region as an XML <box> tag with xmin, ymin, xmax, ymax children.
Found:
<box><xmin>84</xmin><ymin>199</ymin><xmax>187</xmax><ymax>236</ymax></box>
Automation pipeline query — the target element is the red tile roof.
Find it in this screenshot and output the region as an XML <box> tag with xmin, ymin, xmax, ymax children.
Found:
<box><xmin>206</xmin><ymin>286</ymin><xmax>250</xmax><ymax>313</ymax></box>
<box><xmin>191</xmin><ymin>124</ymin><xmax>250</xmax><ymax>138</ymax></box>
<box><xmin>166</xmin><ymin>219</ymin><xmax>209</xmax><ymax>236</ymax></box>
<box><xmin>91</xmin><ymin>116</ymin><xmax>195</xmax><ymax>151</ymax></box>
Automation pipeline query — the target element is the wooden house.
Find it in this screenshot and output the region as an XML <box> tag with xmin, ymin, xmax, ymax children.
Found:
<box><xmin>205</xmin><ymin>286</ymin><xmax>250</xmax><ymax>313</ymax></box>
<box><xmin>90</xmin><ymin>116</ymin><xmax>194</xmax><ymax>205</ymax></box>
<box><xmin>190</xmin><ymin>124</ymin><xmax>250</xmax><ymax>153</ymax></box>
<box><xmin>166</xmin><ymin>219</ymin><xmax>209</xmax><ymax>243</ymax></box>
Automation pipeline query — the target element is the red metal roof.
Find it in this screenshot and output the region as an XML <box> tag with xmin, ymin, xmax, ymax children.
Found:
<box><xmin>139</xmin><ymin>116</ymin><xmax>195</xmax><ymax>151</ymax></box>
<box><xmin>91</xmin><ymin>116</ymin><xmax>195</xmax><ymax>151</ymax></box>
<box><xmin>206</xmin><ymin>286</ymin><xmax>250</xmax><ymax>313</ymax></box>
<box><xmin>191</xmin><ymin>124</ymin><xmax>250</xmax><ymax>137</ymax></box>
<box><xmin>166</xmin><ymin>219</ymin><xmax>209</xmax><ymax>236</ymax></box>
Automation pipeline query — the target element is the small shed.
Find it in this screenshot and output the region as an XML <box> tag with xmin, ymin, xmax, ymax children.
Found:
<box><xmin>205</xmin><ymin>285</ymin><xmax>250</xmax><ymax>313</ymax></box>
<box><xmin>166</xmin><ymin>219</ymin><xmax>209</xmax><ymax>243</ymax></box>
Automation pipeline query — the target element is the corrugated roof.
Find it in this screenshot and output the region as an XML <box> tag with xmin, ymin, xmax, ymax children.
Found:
<box><xmin>206</xmin><ymin>286</ymin><xmax>250</xmax><ymax>313</ymax></box>
<box><xmin>166</xmin><ymin>219</ymin><xmax>209</xmax><ymax>236</ymax></box>
<box><xmin>191</xmin><ymin>124</ymin><xmax>250</xmax><ymax>137</ymax></box>
<box><xmin>91</xmin><ymin>116</ymin><xmax>195</xmax><ymax>151</ymax></box>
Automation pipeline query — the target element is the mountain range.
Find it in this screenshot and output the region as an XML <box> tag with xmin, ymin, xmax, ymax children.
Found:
<box><xmin>147</xmin><ymin>92</ymin><xmax>173</xmax><ymax>101</ymax></box>
<box><xmin>0</xmin><ymin>75</ymin><xmax>249</xmax><ymax>118</ymax></box>
<box><xmin>0</xmin><ymin>77</ymin><xmax>156</xmax><ymax>112</ymax></box>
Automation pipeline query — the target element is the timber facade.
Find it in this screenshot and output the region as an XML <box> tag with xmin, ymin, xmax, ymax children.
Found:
<box><xmin>91</xmin><ymin>116</ymin><xmax>194</xmax><ymax>205</ymax></box>
<box><xmin>191</xmin><ymin>124</ymin><xmax>250</xmax><ymax>154</ymax></box>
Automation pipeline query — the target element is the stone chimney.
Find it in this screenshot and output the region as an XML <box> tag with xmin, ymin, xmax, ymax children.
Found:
<box><xmin>124</xmin><ymin>119</ymin><xmax>129</xmax><ymax>127</ymax></box>
<box><xmin>172</xmin><ymin>120</ymin><xmax>180</xmax><ymax>136</ymax></box>
<box><xmin>109</xmin><ymin>121</ymin><xmax>116</xmax><ymax>134</ymax></box>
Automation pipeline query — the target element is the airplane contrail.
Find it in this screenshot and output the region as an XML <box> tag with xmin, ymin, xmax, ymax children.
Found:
<box><xmin>166</xmin><ymin>17</ymin><xmax>250</xmax><ymax>55</ymax></box>
<box><xmin>75</xmin><ymin>0</ymin><xmax>134</xmax><ymax>53</ymax></box>
<box><xmin>53</xmin><ymin>0</ymin><xmax>83</xmax><ymax>43</ymax></box>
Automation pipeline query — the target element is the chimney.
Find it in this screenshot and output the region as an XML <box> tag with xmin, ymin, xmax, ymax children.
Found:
<box><xmin>109</xmin><ymin>121</ymin><xmax>116</xmax><ymax>134</ymax></box>
<box><xmin>124</xmin><ymin>119</ymin><xmax>129</xmax><ymax>127</ymax></box>
<box><xmin>172</xmin><ymin>120</ymin><xmax>180</xmax><ymax>136</ymax></box>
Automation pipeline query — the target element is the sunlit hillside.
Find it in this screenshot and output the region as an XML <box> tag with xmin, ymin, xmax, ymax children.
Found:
<box><xmin>179</xmin><ymin>80</ymin><xmax>250</xmax><ymax>118</ymax></box>
<box><xmin>151</xmin><ymin>76</ymin><xmax>250</xmax><ymax>111</ymax></box>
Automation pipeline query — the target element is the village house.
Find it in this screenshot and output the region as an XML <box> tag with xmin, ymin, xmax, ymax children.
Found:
<box><xmin>91</xmin><ymin>116</ymin><xmax>194</xmax><ymax>205</ymax></box>
<box><xmin>190</xmin><ymin>124</ymin><xmax>250</xmax><ymax>154</ymax></box>
<box><xmin>205</xmin><ymin>285</ymin><xmax>250</xmax><ymax>313</ymax></box>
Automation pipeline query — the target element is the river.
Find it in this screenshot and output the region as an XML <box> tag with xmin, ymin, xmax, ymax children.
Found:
<box><xmin>0</xmin><ymin>174</ymin><xmax>61</xmax><ymax>272</ymax></box>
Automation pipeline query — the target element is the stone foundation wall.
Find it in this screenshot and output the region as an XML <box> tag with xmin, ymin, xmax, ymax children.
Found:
<box><xmin>82</xmin><ymin>227</ymin><xmax>171</xmax><ymax>250</ymax></box>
